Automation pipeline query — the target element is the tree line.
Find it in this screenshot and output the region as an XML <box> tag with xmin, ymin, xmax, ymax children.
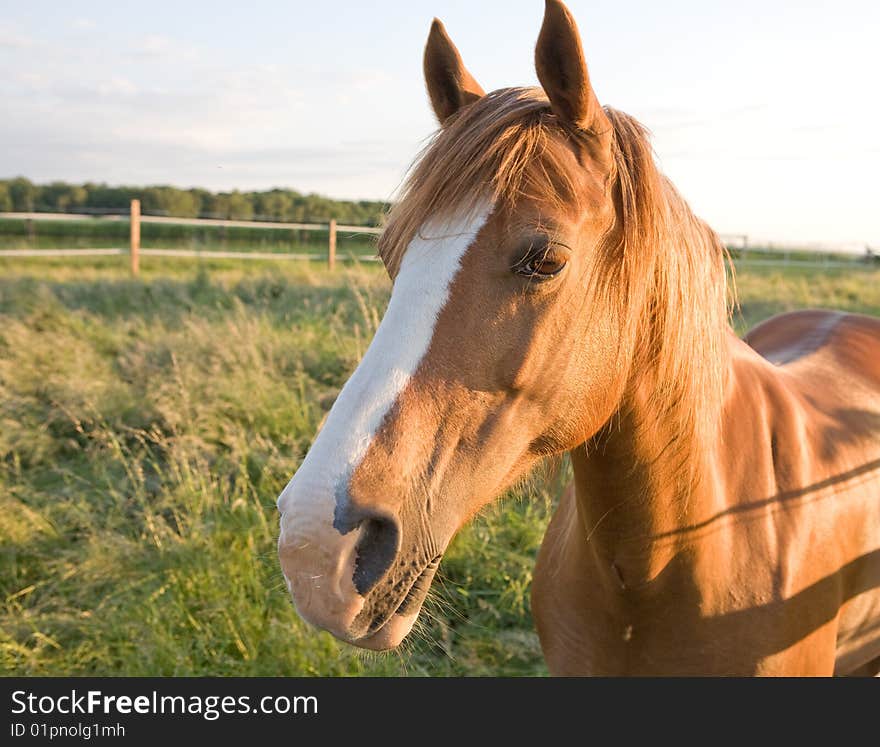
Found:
<box><xmin>0</xmin><ymin>177</ymin><xmax>389</xmax><ymax>226</ymax></box>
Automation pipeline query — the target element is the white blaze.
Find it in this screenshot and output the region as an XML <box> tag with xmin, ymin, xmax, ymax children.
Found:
<box><xmin>277</xmin><ymin>205</ymin><xmax>492</xmax><ymax>542</ymax></box>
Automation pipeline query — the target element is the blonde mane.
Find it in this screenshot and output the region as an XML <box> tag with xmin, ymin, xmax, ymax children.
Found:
<box><xmin>379</xmin><ymin>86</ymin><xmax>730</xmax><ymax>494</ymax></box>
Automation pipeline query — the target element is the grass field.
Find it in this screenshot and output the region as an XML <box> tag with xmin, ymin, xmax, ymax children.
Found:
<box><xmin>1</xmin><ymin>255</ymin><xmax>879</xmax><ymax>676</ymax></box>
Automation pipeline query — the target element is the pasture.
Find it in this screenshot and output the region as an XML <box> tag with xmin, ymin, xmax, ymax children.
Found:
<box><xmin>1</xmin><ymin>256</ymin><xmax>879</xmax><ymax>676</ymax></box>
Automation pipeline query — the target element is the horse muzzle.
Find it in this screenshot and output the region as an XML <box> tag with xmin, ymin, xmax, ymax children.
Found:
<box><xmin>278</xmin><ymin>491</ymin><xmax>433</xmax><ymax>650</ymax></box>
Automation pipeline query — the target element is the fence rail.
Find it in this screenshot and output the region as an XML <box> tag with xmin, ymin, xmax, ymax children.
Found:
<box><xmin>0</xmin><ymin>248</ymin><xmax>126</xmax><ymax>257</ymax></box>
<box><xmin>0</xmin><ymin>203</ymin><xmax>384</xmax><ymax>273</ymax></box>
<box><xmin>1</xmin><ymin>206</ymin><xmax>876</xmax><ymax>274</ymax></box>
<box><xmin>0</xmin><ymin>211</ymin><xmax>384</xmax><ymax>235</ymax></box>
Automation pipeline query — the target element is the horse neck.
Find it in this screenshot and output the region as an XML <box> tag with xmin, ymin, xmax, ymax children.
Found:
<box><xmin>569</xmin><ymin>328</ymin><xmax>744</xmax><ymax>586</ymax></box>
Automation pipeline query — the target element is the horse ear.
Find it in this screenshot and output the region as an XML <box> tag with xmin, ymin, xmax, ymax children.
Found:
<box><xmin>423</xmin><ymin>19</ymin><xmax>485</xmax><ymax>124</ymax></box>
<box><xmin>535</xmin><ymin>0</ymin><xmax>612</xmax><ymax>164</ymax></box>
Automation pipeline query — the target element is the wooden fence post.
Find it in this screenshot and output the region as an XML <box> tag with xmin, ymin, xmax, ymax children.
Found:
<box><xmin>328</xmin><ymin>218</ymin><xmax>337</xmax><ymax>270</ymax></box>
<box><xmin>130</xmin><ymin>199</ymin><xmax>141</xmax><ymax>275</ymax></box>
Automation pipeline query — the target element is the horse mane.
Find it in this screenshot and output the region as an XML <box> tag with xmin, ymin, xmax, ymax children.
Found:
<box><xmin>605</xmin><ymin>105</ymin><xmax>730</xmax><ymax>498</ymax></box>
<box><xmin>379</xmin><ymin>86</ymin><xmax>730</xmax><ymax>496</ymax></box>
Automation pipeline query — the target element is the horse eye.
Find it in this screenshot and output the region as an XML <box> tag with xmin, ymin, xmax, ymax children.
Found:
<box><xmin>515</xmin><ymin>248</ymin><xmax>568</xmax><ymax>280</ymax></box>
<box><xmin>522</xmin><ymin>257</ymin><xmax>566</xmax><ymax>277</ymax></box>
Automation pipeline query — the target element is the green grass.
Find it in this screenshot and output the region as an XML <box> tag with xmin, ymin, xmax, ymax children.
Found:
<box><xmin>1</xmin><ymin>255</ymin><xmax>879</xmax><ymax>676</ymax></box>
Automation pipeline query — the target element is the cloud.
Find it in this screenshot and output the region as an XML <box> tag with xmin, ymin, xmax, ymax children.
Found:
<box><xmin>96</xmin><ymin>76</ymin><xmax>139</xmax><ymax>97</ymax></box>
<box><xmin>0</xmin><ymin>23</ymin><xmax>34</xmax><ymax>49</ymax></box>
<box><xmin>0</xmin><ymin>11</ymin><xmax>424</xmax><ymax>199</ymax></box>
<box><xmin>129</xmin><ymin>34</ymin><xmax>199</xmax><ymax>63</ymax></box>
<box><xmin>0</xmin><ymin>64</ymin><xmax>417</xmax><ymax>200</ymax></box>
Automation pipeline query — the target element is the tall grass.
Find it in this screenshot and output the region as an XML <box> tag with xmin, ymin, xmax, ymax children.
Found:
<box><xmin>1</xmin><ymin>257</ymin><xmax>878</xmax><ymax>675</ymax></box>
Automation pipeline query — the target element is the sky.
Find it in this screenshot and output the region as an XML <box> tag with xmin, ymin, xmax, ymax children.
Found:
<box><xmin>1</xmin><ymin>0</ymin><xmax>878</xmax><ymax>247</ymax></box>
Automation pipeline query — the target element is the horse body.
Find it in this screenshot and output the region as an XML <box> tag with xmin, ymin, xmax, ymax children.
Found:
<box><xmin>277</xmin><ymin>1</ymin><xmax>880</xmax><ymax>674</ymax></box>
<box><xmin>534</xmin><ymin>312</ymin><xmax>880</xmax><ymax>675</ymax></box>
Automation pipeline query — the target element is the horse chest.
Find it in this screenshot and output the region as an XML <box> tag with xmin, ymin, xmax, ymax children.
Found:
<box><xmin>533</xmin><ymin>554</ymin><xmax>749</xmax><ymax>675</ymax></box>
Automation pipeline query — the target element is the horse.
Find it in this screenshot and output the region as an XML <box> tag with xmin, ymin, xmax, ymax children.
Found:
<box><xmin>276</xmin><ymin>0</ymin><xmax>880</xmax><ymax>675</ymax></box>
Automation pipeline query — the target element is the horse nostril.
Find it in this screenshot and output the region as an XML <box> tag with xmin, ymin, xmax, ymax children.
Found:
<box><xmin>353</xmin><ymin>515</ymin><xmax>401</xmax><ymax>595</ymax></box>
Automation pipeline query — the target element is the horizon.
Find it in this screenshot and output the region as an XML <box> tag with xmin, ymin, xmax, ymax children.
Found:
<box><xmin>2</xmin><ymin>0</ymin><xmax>878</xmax><ymax>246</ymax></box>
<box><xmin>0</xmin><ymin>175</ymin><xmax>389</xmax><ymax>202</ymax></box>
